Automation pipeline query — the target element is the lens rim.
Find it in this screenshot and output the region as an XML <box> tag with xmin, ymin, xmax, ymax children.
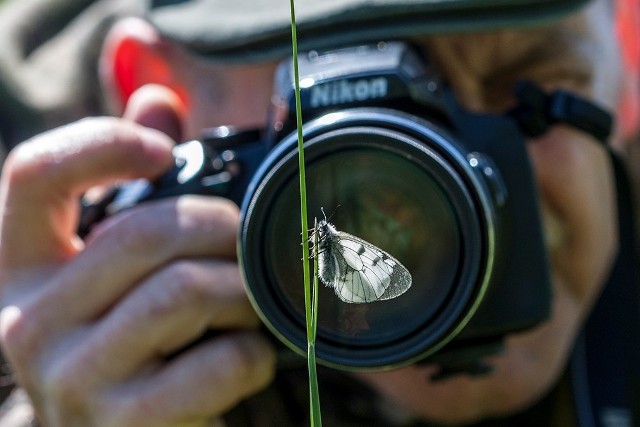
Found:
<box><xmin>239</xmin><ymin>108</ymin><xmax>498</xmax><ymax>370</ymax></box>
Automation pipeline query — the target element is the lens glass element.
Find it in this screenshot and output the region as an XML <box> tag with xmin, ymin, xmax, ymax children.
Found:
<box><xmin>268</xmin><ymin>149</ymin><xmax>459</xmax><ymax>345</ymax></box>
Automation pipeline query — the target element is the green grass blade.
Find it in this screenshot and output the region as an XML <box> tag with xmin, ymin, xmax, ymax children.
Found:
<box><xmin>310</xmin><ymin>219</ymin><xmax>322</xmax><ymax>425</ymax></box>
<box><xmin>289</xmin><ymin>0</ymin><xmax>322</xmax><ymax>425</ymax></box>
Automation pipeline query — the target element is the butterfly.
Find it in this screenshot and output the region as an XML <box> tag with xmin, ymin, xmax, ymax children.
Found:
<box><xmin>315</xmin><ymin>218</ymin><xmax>412</xmax><ymax>304</ymax></box>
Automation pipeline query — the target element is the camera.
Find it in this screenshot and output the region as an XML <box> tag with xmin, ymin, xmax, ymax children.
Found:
<box><xmin>81</xmin><ymin>41</ymin><xmax>551</xmax><ymax>377</ymax></box>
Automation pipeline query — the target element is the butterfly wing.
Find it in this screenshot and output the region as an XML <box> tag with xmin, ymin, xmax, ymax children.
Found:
<box><xmin>326</xmin><ymin>230</ymin><xmax>412</xmax><ymax>304</ymax></box>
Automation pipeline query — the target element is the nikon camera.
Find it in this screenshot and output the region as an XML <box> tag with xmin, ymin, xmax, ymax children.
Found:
<box><xmin>81</xmin><ymin>41</ymin><xmax>552</xmax><ymax>378</ymax></box>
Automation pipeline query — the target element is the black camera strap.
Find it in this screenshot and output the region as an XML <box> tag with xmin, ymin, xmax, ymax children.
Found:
<box><xmin>511</xmin><ymin>80</ymin><xmax>614</xmax><ymax>144</ymax></box>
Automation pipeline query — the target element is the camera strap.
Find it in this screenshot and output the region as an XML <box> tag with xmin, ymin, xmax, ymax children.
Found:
<box><xmin>510</xmin><ymin>80</ymin><xmax>613</xmax><ymax>143</ymax></box>
<box><xmin>570</xmin><ymin>151</ymin><xmax>640</xmax><ymax>427</ymax></box>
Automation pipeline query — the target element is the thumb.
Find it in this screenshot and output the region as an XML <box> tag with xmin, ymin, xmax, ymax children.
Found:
<box><xmin>123</xmin><ymin>84</ymin><xmax>186</xmax><ymax>142</ymax></box>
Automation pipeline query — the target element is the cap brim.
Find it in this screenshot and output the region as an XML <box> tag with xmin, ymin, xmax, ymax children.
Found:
<box><xmin>147</xmin><ymin>0</ymin><xmax>590</xmax><ymax>62</ymax></box>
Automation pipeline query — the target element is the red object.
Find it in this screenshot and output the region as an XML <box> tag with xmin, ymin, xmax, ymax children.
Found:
<box><xmin>616</xmin><ymin>0</ymin><xmax>640</xmax><ymax>139</ymax></box>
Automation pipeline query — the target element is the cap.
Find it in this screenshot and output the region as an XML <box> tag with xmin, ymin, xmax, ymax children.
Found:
<box><xmin>146</xmin><ymin>0</ymin><xmax>591</xmax><ymax>62</ymax></box>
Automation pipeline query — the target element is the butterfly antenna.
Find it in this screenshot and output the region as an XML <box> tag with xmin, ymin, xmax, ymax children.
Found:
<box><xmin>320</xmin><ymin>205</ymin><xmax>340</xmax><ymax>223</ymax></box>
<box><xmin>320</xmin><ymin>207</ymin><xmax>328</xmax><ymax>222</ymax></box>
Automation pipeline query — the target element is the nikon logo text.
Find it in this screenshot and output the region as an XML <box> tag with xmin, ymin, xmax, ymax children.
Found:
<box><xmin>310</xmin><ymin>78</ymin><xmax>388</xmax><ymax>108</ymax></box>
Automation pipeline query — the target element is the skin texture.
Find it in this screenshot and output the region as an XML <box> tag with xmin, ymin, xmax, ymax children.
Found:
<box><xmin>0</xmin><ymin>0</ymin><xmax>621</xmax><ymax>424</ymax></box>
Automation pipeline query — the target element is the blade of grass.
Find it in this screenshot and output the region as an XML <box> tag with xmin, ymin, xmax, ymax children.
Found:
<box><xmin>310</xmin><ymin>218</ymin><xmax>321</xmax><ymax>425</ymax></box>
<box><xmin>312</xmin><ymin>219</ymin><xmax>320</xmax><ymax>345</ymax></box>
<box><xmin>289</xmin><ymin>0</ymin><xmax>322</xmax><ymax>425</ymax></box>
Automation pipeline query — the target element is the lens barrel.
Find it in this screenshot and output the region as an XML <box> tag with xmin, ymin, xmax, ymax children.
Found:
<box><xmin>239</xmin><ymin>108</ymin><xmax>500</xmax><ymax>370</ymax></box>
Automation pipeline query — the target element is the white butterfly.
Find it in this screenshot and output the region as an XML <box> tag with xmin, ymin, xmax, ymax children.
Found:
<box><xmin>315</xmin><ymin>219</ymin><xmax>412</xmax><ymax>304</ymax></box>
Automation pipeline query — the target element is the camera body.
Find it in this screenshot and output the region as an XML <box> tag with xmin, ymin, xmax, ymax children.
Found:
<box><xmin>86</xmin><ymin>41</ymin><xmax>551</xmax><ymax>376</ymax></box>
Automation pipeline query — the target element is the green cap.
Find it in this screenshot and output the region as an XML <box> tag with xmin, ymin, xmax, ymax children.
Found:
<box><xmin>147</xmin><ymin>0</ymin><xmax>590</xmax><ymax>62</ymax></box>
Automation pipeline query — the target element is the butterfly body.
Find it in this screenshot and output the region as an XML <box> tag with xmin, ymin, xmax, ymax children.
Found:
<box><xmin>316</xmin><ymin>219</ymin><xmax>412</xmax><ymax>303</ymax></box>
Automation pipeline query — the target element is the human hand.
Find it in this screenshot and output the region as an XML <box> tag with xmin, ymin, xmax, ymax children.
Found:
<box><xmin>0</xmin><ymin>86</ymin><xmax>275</xmax><ymax>426</ymax></box>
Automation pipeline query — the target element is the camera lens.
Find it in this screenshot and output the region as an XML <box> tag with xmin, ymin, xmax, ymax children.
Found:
<box><xmin>239</xmin><ymin>109</ymin><xmax>497</xmax><ymax>370</ymax></box>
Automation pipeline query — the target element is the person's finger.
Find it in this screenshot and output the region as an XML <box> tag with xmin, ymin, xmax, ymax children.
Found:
<box><xmin>123</xmin><ymin>84</ymin><xmax>186</xmax><ymax>142</ymax></box>
<box><xmin>11</xmin><ymin>196</ymin><xmax>239</xmax><ymax>337</ymax></box>
<box><xmin>0</xmin><ymin>118</ymin><xmax>174</xmax><ymax>272</ymax></box>
<box><xmin>114</xmin><ymin>332</ymin><xmax>275</xmax><ymax>426</ymax></box>
<box><xmin>78</xmin><ymin>259</ymin><xmax>258</xmax><ymax>380</ymax></box>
